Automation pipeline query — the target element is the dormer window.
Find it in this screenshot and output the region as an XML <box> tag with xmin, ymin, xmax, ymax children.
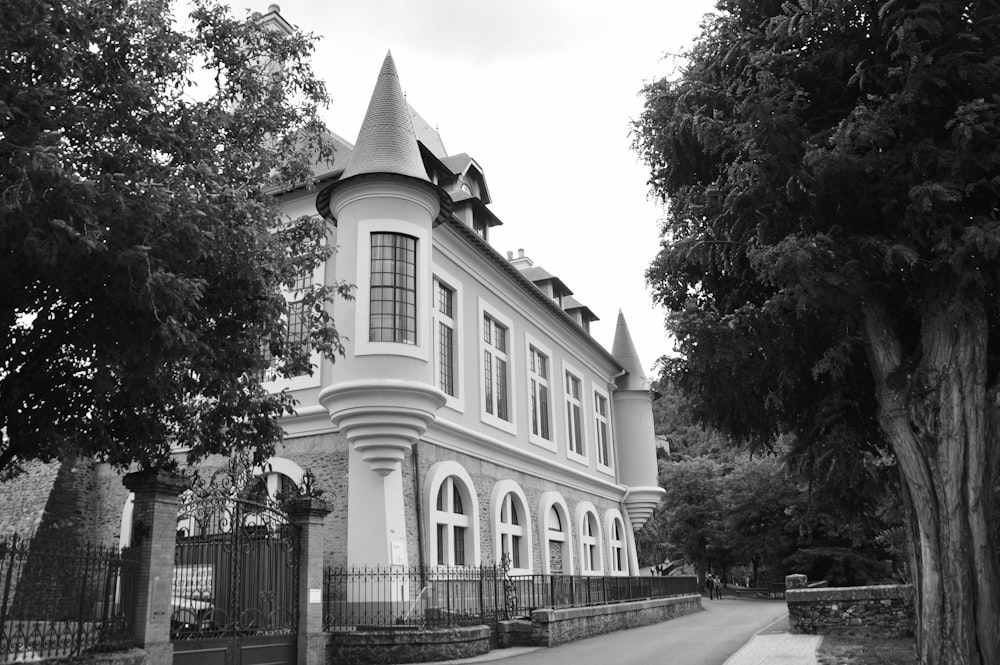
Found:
<box><xmin>473</xmin><ymin>216</ymin><xmax>489</xmax><ymax>241</ymax></box>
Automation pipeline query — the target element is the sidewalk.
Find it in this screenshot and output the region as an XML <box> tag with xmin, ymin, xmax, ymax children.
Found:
<box><xmin>723</xmin><ymin>614</ymin><xmax>821</xmax><ymax>665</ymax></box>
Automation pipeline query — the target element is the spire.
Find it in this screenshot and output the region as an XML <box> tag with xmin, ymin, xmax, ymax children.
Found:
<box><xmin>611</xmin><ymin>310</ymin><xmax>648</xmax><ymax>391</ymax></box>
<box><xmin>342</xmin><ymin>51</ymin><xmax>429</xmax><ymax>181</ymax></box>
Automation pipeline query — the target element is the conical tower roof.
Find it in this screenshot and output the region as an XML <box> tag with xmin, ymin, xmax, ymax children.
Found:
<box><xmin>611</xmin><ymin>310</ymin><xmax>648</xmax><ymax>391</ymax></box>
<box><xmin>342</xmin><ymin>52</ymin><xmax>429</xmax><ymax>181</ymax></box>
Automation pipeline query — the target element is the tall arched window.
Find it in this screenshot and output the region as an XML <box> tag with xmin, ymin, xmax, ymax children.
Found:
<box><xmin>607</xmin><ymin>513</ymin><xmax>627</xmax><ymax>575</ymax></box>
<box><xmin>425</xmin><ymin>462</ymin><xmax>481</xmax><ymax>568</ymax></box>
<box><xmin>576</xmin><ymin>502</ymin><xmax>604</xmax><ymax>575</ymax></box>
<box><xmin>435</xmin><ymin>477</ymin><xmax>469</xmax><ymax>565</ymax></box>
<box><xmin>491</xmin><ymin>481</ymin><xmax>532</xmax><ymax>573</ymax></box>
<box><xmin>538</xmin><ymin>492</ymin><xmax>573</xmax><ymax>575</ymax></box>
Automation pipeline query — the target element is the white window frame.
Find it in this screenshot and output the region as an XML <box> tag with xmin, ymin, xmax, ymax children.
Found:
<box><xmin>537</xmin><ymin>492</ymin><xmax>574</xmax><ymax>575</ymax></box>
<box><xmin>576</xmin><ymin>502</ymin><xmax>604</xmax><ymax>576</ymax></box>
<box><xmin>593</xmin><ymin>385</ymin><xmax>614</xmax><ymax>473</ymax></box>
<box><xmin>563</xmin><ymin>361</ymin><xmax>587</xmax><ymax>465</ymax></box>
<box><xmin>524</xmin><ymin>333</ymin><xmax>555</xmax><ymax>451</ymax></box>
<box><xmin>433</xmin><ymin>267</ymin><xmax>464</xmax><ymax>413</ymax></box>
<box><xmin>478</xmin><ymin>299</ymin><xmax>516</xmax><ymax>435</ymax></box>
<box><xmin>355</xmin><ymin>218</ymin><xmax>431</xmax><ymax>361</ymax></box>
<box><xmin>604</xmin><ymin>510</ymin><xmax>628</xmax><ymax>576</ymax></box>
<box><xmin>425</xmin><ymin>461</ymin><xmax>481</xmax><ymax>568</ymax></box>
<box><xmin>491</xmin><ymin>480</ymin><xmax>533</xmax><ymax>575</ymax></box>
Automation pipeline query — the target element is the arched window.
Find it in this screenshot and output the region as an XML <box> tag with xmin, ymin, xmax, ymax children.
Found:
<box><xmin>435</xmin><ymin>477</ymin><xmax>469</xmax><ymax>565</ymax></box>
<box><xmin>576</xmin><ymin>502</ymin><xmax>603</xmax><ymax>575</ymax></box>
<box><xmin>491</xmin><ymin>481</ymin><xmax>532</xmax><ymax>573</ymax></box>
<box><xmin>538</xmin><ymin>492</ymin><xmax>573</xmax><ymax>575</ymax></box>
<box><xmin>606</xmin><ymin>511</ymin><xmax>627</xmax><ymax>575</ymax></box>
<box><xmin>425</xmin><ymin>462</ymin><xmax>480</xmax><ymax>567</ymax></box>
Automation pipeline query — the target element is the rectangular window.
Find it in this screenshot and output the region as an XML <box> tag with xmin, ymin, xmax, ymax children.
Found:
<box><xmin>529</xmin><ymin>346</ymin><xmax>551</xmax><ymax>440</ymax></box>
<box><xmin>262</xmin><ymin>271</ymin><xmax>313</xmax><ymax>382</ymax></box>
<box><xmin>565</xmin><ymin>371</ymin><xmax>584</xmax><ymax>457</ymax></box>
<box><xmin>483</xmin><ymin>314</ymin><xmax>510</xmax><ymax>422</ymax></box>
<box><xmin>434</xmin><ymin>279</ymin><xmax>456</xmax><ymax>397</ymax></box>
<box><xmin>369</xmin><ymin>232</ymin><xmax>417</xmax><ymax>344</ymax></box>
<box><xmin>595</xmin><ymin>391</ymin><xmax>610</xmax><ymax>467</ymax></box>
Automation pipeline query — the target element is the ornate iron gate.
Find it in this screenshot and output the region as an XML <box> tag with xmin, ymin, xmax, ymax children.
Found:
<box><xmin>171</xmin><ymin>458</ymin><xmax>300</xmax><ymax>665</ymax></box>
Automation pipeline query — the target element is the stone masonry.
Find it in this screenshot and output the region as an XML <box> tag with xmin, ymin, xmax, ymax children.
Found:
<box><xmin>787</xmin><ymin>584</ymin><xmax>914</xmax><ymax>637</ymax></box>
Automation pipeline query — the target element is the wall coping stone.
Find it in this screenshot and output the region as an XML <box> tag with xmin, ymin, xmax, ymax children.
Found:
<box><xmin>786</xmin><ymin>584</ymin><xmax>914</xmax><ymax>603</ymax></box>
<box><xmin>328</xmin><ymin>625</ymin><xmax>491</xmax><ymax>646</ymax></box>
<box><xmin>532</xmin><ymin>594</ymin><xmax>700</xmax><ymax>623</ymax></box>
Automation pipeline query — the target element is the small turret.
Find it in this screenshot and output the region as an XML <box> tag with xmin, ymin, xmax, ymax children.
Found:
<box><xmin>315</xmin><ymin>53</ymin><xmax>447</xmax><ymax>570</ymax></box>
<box><xmin>610</xmin><ymin>311</ymin><xmax>664</xmax><ymax>531</ymax></box>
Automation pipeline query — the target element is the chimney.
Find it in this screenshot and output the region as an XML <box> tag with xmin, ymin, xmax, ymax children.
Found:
<box><xmin>508</xmin><ymin>248</ymin><xmax>533</xmax><ymax>270</ymax></box>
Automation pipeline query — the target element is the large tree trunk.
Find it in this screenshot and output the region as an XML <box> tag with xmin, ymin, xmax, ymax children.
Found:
<box><xmin>862</xmin><ymin>295</ymin><xmax>1000</xmax><ymax>665</ymax></box>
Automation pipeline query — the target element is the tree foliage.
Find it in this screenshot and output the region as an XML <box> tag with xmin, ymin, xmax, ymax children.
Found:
<box><xmin>0</xmin><ymin>0</ymin><xmax>349</xmax><ymax>478</ymax></box>
<box><xmin>634</xmin><ymin>1</ymin><xmax>1000</xmax><ymax>662</ymax></box>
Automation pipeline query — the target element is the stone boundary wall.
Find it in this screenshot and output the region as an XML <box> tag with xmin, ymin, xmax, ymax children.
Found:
<box><xmin>20</xmin><ymin>649</ymin><xmax>148</xmax><ymax>665</ymax></box>
<box><xmin>326</xmin><ymin>626</ymin><xmax>491</xmax><ymax>664</ymax></box>
<box><xmin>529</xmin><ymin>594</ymin><xmax>702</xmax><ymax>647</ymax></box>
<box><xmin>787</xmin><ymin>584</ymin><xmax>914</xmax><ymax>637</ymax></box>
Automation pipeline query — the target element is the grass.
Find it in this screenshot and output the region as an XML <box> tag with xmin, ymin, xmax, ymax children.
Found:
<box><xmin>816</xmin><ymin>633</ymin><xmax>916</xmax><ymax>665</ymax></box>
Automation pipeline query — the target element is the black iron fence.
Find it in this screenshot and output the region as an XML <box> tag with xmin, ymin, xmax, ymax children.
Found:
<box><xmin>508</xmin><ymin>573</ymin><xmax>700</xmax><ymax>611</ymax></box>
<box><xmin>0</xmin><ymin>534</ymin><xmax>138</xmax><ymax>661</ymax></box>
<box><xmin>324</xmin><ymin>565</ymin><xmax>509</xmax><ymax>629</ymax></box>
<box><xmin>323</xmin><ymin>565</ymin><xmax>700</xmax><ymax>630</ymax></box>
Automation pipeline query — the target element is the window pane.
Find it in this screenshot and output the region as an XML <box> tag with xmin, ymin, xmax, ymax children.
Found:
<box><xmin>540</xmin><ymin>386</ymin><xmax>550</xmax><ymax>439</ymax></box>
<box><xmin>454</xmin><ymin>526</ymin><xmax>466</xmax><ymax>565</ymax></box>
<box><xmin>438</xmin><ymin>322</ymin><xmax>454</xmax><ymax>396</ymax></box>
<box><xmin>484</xmin><ymin>350</ymin><xmax>494</xmax><ymax>415</ymax></box>
<box><xmin>496</xmin><ymin>357</ymin><xmax>509</xmax><ymax>421</ymax></box>
<box><xmin>436</xmin><ymin>524</ymin><xmax>446</xmax><ymax>565</ymax></box>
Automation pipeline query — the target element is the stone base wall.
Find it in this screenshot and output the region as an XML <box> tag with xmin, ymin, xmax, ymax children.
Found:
<box><xmin>326</xmin><ymin>626</ymin><xmax>491</xmax><ymax>664</ymax></box>
<box><xmin>530</xmin><ymin>594</ymin><xmax>702</xmax><ymax>647</ymax></box>
<box><xmin>787</xmin><ymin>584</ymin><xmax>914</xmax><ymax>637</ymax></box>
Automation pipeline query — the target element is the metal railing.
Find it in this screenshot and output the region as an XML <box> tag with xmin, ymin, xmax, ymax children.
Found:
<box><xmin>323</xmin><ymin>565</ymin><xmax>700</xmax><ymax>630</ymax></box>
<box><xmin>324</xmin><ymin>565</ymin><xmax>510</xmax><ymax>630</ymax></box>
<box><xmin>0</xmin><ymin>534</ymin><xmax>138</xmax><ymax>661</ymax></box>
<box><xmin>508</xmin><ymin>573</ymin><xmax>700</xmax><ymax>612</ymax></box>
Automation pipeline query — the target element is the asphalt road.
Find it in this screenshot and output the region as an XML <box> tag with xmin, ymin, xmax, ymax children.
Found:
<box><xmin>430</xmin><ymin>598</ymin><xmax>790</xmax><ymax>665</ymax></box>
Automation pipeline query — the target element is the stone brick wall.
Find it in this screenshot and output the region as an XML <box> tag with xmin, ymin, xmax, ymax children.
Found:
<box><xmin>326</xmin><ymin>625</ymin><xmax>491</xmax><ymax>664</ymax></box>
<box><xmin>0</xmin><ymin>459</ymin><xmax>130</xmax><ymax>547</ymax></box>
<box><xmin>786</xmin><ymin>584</ymin><xmax>914</xmax><ymax>637</ymax></box>
<box><xmin>530</xmin><ymin>594</ymin><xmax>702</xmax><ymax>647</ymax></box>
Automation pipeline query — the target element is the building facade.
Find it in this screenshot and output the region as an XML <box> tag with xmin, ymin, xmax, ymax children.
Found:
<box><xmin>0</xmin><ymin>43</ymin><xmax>663</xmax><ymax>579</ymax></box>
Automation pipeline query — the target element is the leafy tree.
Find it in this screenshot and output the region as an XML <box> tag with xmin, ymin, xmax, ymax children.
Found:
<box><xmin>722</xmin><ymin>454</ymin><xmax>796</xmax><ymax>586</ymax></box>
<box><xmin>643</xmin><ymin>456</ymin><xmax>729</xmax><ymax>582</ymax></box>
<box><xmin>634</xmin><ymin>1</ymin><xmax>1000</xmax><ymax>662</ymax></box>
<box><xmin>0</xmin><ymin>0</ymin><xmax>349</xmax><ymax>478</ymax></box>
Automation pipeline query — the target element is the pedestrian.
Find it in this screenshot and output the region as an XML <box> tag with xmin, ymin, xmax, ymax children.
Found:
<box><xmin>705</xmin><ymin>573</ymin><xmax>715</xmax><ymax>599</ymax></box>
<box><xmin>714</xmin><ymin>575</ymin><xmax>723</xmax><ymax>599</ymax></box>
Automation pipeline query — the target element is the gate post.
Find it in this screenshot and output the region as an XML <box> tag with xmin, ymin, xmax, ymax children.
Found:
<box><xmin>123</xmin><ymin>469</ymin><xmax>188</xmax><ymax>665</ymax></box>
<box><xmin>289</xmin><ymin>496</ymin><xmax>330</xmax><ymax>665</ymax></box>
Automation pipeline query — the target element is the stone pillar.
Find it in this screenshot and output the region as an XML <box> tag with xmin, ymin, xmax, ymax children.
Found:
<box><xmin>122</xmin><ymin>469</ymin><xmax>188</xmax><ymax>665</ymax></box>
<box><xmin>289</xmin><ymin>496</ymin><xmax>331</xmax><ymax>665</ymax></box>
<box><xmin>786</xmin><ymin>573</ymin><xmax>808</xmax><ymax>590</ymax></box>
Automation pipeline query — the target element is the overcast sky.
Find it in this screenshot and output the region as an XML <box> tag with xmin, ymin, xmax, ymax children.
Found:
<box><xmin>241</xmin><ymin>0</ymin><xmax>718</xmax><ymax>374</ymax></box>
